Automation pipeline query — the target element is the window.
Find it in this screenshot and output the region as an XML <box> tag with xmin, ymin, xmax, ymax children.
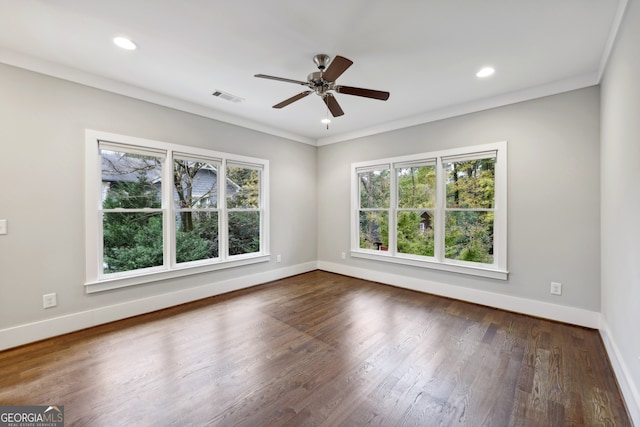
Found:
<box><xmin>396</xmin><ymin>161</ymin><xmax>436</xmax><ymax>257</ymax></box>
<box><xmin>85</xmin><ymin>130</ymin><xmax>269</xmax><ymax>292</ymax></box>
<box><xmin>443</xmin><ymin>155</ymin><xmax>496</xmax><ymax>264</ymax></box>
<box><xmin>226</xmin><ymin>162</ymin><xmax>262</xmax><ymax>256</ymax></box>
<box><xmin>173</xmin><ymin>155</ymin><xmax>220</xmax><ymax>264</ymax></box>
<box><xmin>351</xmin><ymin>142</ymin><xmax>507</xmax><ymax>279</ymax></box>
<box><xmin>100</xmin><ymin>145</ymin><xmax>165</xmax><ymax>274</ymax></box>
<box><xmin>357</xmin><ymin>166</ymin><xmax>390</xmax><ymax>251</ymax></box>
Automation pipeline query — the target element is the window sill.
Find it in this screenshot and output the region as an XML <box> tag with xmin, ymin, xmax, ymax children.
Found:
<box><xmin>350</xmin><ymin>250</ymin><xmax>508</xmax><ymax>280</ymax></box>
<box><xmin>85</xmin><ymin>254</ymin><xmax>271</xmax><ymax>293</ymax></box>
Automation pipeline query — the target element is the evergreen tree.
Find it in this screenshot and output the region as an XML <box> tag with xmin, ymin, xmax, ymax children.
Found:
<box><xmin>102</xmin><ymin>174</ymin><xmax>163</xmax><ymax>273</ymax></box>
<box><xmin>226</xmin><ymin>166</ymin><xmax>260</xmax><ymax>255</ymax></box>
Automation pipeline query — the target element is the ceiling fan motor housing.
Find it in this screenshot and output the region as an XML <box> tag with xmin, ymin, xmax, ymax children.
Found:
<box><xmin>307</xmin><ymin>71</ymin><xmax>333</xmax><ymax>96</ymax></box>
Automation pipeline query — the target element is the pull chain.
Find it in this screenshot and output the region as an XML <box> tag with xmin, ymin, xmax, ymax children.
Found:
<box><xmin>325</xmin><ymin>103</ymin><xmax>330</xmax><ymax>130</ymax></box>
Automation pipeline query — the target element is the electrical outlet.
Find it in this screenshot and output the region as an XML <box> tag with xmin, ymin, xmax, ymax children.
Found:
<box><xmin>43</xmin><ymin>293</ymin><xmax>57</xmax><ymax>309</ymax></box>
<box><xmin>276</xmin><ymin>254</ymin><xmax>281</xmax><ymax>263</ymax></box>
<box><xmin>0</xmin><ymin>219</ymin><xmax>7</xmax><ymax>235</ymax></box>
<box><xmin>550</xmin><ymin>282</ymin><xmax>562</xmax><ymax>296</ymax></box>
<box><xmin>341</xmin><ymin>252</ymin><xmax>346</xmax><ymax>260</ymax></box>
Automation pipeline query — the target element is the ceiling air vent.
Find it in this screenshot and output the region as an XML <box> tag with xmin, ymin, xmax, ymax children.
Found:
<box><xmin>212</xmin><ymin>90</ymin><xmax>244</xmax><ymax>103</ymax></box>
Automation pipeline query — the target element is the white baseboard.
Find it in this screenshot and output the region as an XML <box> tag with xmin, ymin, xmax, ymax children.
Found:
<box><xmin>599</xmin><ymin>320</ymin><xmax>640</xmax><ymax>425</ymax></box>
<box><xmin>0</xmin><ymin>262</ymin><xmax>318</xmax><ymax>351</ymax></box>
<box><xmin>317</xmin><ymin>261</ymin><xmax>601</xmax><ymax>328</ymax></box>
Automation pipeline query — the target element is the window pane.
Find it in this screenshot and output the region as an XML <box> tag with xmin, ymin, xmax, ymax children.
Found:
<box><xmin>359</xmin><ymin>169</ymin><xmax>390</xmax><ymax>208</ymax></box>
<box><xmin>359</xmin><ymin>210</ymin><xmax>389</xmax><ymax>250</ymax></box>
<box><xmin>103</xmin><ymin>212</ymin><xmax>163</xmax><ymax>273</ymax></box>
<box><xmin>445</xmin><ymin>211</ymin><xmax>494</xmax><ymax>264</ymax></box>
<box><xmin>228</xmin><ymin>211</ymin><xmax>260</xmax><ymax>255</ymax></box>
<box><xmin>101</xmin><ymin>149</ymin><xmax>162</xmax><ymax>208</ymax></box>
<box><xmin>397</xmin><ymin>211</ymin><xmax>434</xmax><ymax>256</ymax></box>
<box><xmin>445</xmin><ymin>158</ymin><xmax>495</xmax><ymax>208</ymax></box>
<box><xmin>227</xmin><ymin>166</ymin><xmax>260</xmax><ymax>209</ymax></box>
<box><xmin>173</xmin><ymin>159</ymin><xmax>218</xmax><ymax>208</ymax></box>
<box><xmin>176</xmin><ymin>211</ymin><xmax>219</xmax><ymax>263</ymax></box>
<box><xmin>397</xmin><ymin>165</ymin><xmax>436</xmax><ymax>208</ymax></box>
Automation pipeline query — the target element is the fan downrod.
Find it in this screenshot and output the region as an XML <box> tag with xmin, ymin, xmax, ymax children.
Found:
<box><xmin>313</xmin><ymin>54</ymin><xmax>331</xmax><ymax>70</ymax></box>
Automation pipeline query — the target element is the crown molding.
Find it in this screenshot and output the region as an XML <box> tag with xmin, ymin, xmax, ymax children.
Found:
<box><xmin>0</xmin><ymin>47</ymin><xmax>315</xmax><ymax>146</ymax></box>
<box><xmin>317</xmin><ymin>72</ymin><xmax>599</xmax><ymax>146</ymax></box>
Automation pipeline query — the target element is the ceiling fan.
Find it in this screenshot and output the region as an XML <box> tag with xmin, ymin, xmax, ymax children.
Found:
<box><xmin>255</xmin><ymin>54</ymin><xmax>390</xmax><ymax>117</ymax></box>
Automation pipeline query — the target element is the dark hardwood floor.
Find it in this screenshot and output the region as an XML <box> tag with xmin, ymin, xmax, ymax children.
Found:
<box><xmin>0</xmin><ymin>271</ymin><xmax>631</xmax><ymax>426</ymax></box>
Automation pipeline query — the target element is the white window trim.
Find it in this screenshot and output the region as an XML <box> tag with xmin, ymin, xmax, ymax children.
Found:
<box><xmin>351</xmin><ymin>141</ymin><xmax>508</xmax><ymax>280</ymax></box>
<box><xmin>85</xmin><ymin>129</ymin><xmax>270</xmax><ymax>293</ymax></box>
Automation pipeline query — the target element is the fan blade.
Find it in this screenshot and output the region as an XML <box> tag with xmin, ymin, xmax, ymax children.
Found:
<box><xmin>322</xmin><ymin>55</ymin><xmax>353</xmax><ymax>82</ymax></box>
<box><xmin>323</xmin><ymin>93</ymin><xmax>344</xmax><ymax>117</ymax></box>
<box><xmin>336</xmin><ymin>85</ymin><xmax>390</xmax><ymax>101</ymax></box>
<box><xmin>273</xmin><ymin>91</ymin><xmax>312</xmax><ymax>109</ymax></box>
<box><xmin>255</xmin><ymin>74</ymin><xmax>309</xmax><ymax>86</ymax></box>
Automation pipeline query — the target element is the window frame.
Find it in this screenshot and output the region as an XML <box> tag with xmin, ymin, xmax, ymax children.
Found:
<box><xmin>85</xmin><ymin>130</ymin><xmax>270</xmax><ymax>293</ymax></box>
<box><xmin>225</xmin><ymin>161</ymin><xmax>265</xmax><ymax>258</ymax></box>
<box><xmin>356</xmin><ymin>164</ymin><xmax>391</xmax><ymax>251</ymax></box>
<box><xmin>350</xmin><ymin>141</ymin><xmax>507</xmax><ymax>280</ymax></box>
<box><xmin>395</xmin><ymin>159</ymin><xmax>437</xmax><ymax>258</ymax></box>
<box><xmin>98</xmin><ymin>143</ymin><xmax>167</xmax><ymax>277</ymax></box>
<box><xmin>172</xmin><ymin>153</ymin><xmax>222</xmax><ymax>267</ymax></box>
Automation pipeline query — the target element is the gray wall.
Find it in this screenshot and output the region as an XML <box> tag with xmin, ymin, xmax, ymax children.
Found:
<box><xmin>601</xmin><ymin>0</ymin><xmax>640</xmax><ymax>414</ymax></box>
<box><xmin>317</xmin><ymin>87</ymin><xmax>601</xmax><ymax>311</ymax></box>
<box><xmin>0</xmin><ymin>63</ymin><xmax>317</xmax><ymax>330</ymax></box>
<box><xmin>0</xmin><ymin>64</ymin><xmax>603</xmax><ymax>333</ymax></box>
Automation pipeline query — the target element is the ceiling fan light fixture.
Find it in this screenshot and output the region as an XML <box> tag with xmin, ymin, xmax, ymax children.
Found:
<box><xmin>113</xmin><ymin>36</ymin><xmax>137</xmax><ymax>50</ymax></box>
<box><xmin>476</xmin><ymin>66</ymin><xmax>495</xmax><ymax>78</ymax></box>
<box><xmin>321</xmin><ymin>118</ymin><xmax>331</xmax><ymax>124</ymax></box>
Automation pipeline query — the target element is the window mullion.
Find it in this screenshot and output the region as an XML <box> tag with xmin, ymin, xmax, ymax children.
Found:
<box><xmin>219</xmin><ymin>160</ymin><xmax>229</xmax><ymax>260</ymax></box>
<box><xmin>389</xmin><ymin>164</ymin><xmax>397</xmax><ymax>256</ymax></box>
<box><xmin>493</xmin><ymin>148</ymin><xmax>507</xmax><ymax>270</ymax></box>
<box><xmin>259</xmin><ymin>165</ymin><xmax>268</xmax><ymax>255</ymax></box>
<box><xmin>434</xmin><ymin>157</ymin><xmax>445</xmax><ymax>262</ymax></box>
<box><xmin>164</xmin><ymin>152</ymin><xmax>174</xmax><ymax>269</ymax></box>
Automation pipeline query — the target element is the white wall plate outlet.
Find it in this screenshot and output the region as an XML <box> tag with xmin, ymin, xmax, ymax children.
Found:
<box><xmin>43</xmin><ymin>293</ymin><xmax>57</xmax><ymax>309</ymax></box>
<box><xmin>550</xmin><ymin>282</ymin><xmax>562</xmax><ymax>295</ymax></box>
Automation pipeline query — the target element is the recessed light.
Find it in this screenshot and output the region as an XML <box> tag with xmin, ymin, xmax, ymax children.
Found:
<box><xmin>476</xmin><ymin>67</ymin><xmax>495</xmax><ymax>78</ymax></box>
<box><xmin>113</xmin><ymin>37</ymin><xmax>137</xmax><ymax>50</ymax></box>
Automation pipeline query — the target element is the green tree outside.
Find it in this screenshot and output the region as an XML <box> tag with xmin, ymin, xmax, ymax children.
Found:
<box><xmin>445</xmin><ymin>158</ymin><xmax>495</xmax><ymax>263</ymax></box>
<box><xmin>358</xmin><ymin>169</ymin><xmax>390</xmax><ymax>250</ymax></box>
<box><xmin>102</xmin><ymin>174</ymin><xmax>164</xmax><ymax>273</ymax></box>
<box><xmin>396</xmin><ymin>165</ymin><xmax>436</xmax><ymax>257</ymax></box>
<box><xmin>173</xmin><ymin>159</ymin><xmax>219</xmax><ymax>263</ymax></box>
<box><xmin>103</xmin><ymin>159</ymin><xmax>239</xmax><ymax>273</ymax></box>
<box><xmin>357</xmin><ymin>158</ymin><xmax>495</xmax><ymax>264</ymax></box>
<box><xmin>226</xmin><ymin>165</ymin><xmax>261</xmax><ymax>256</ymax></box>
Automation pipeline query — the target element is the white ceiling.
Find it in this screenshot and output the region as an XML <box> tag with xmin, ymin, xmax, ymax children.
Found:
<box><xmin>0</xmin><ymin>0</ymin><xmax>625</xmax><ymax>145</ymax></box>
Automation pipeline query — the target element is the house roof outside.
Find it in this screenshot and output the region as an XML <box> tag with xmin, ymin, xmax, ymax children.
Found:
<box><xmin>101</xmin><ymin>151</ymin><xmax>240</xmax><ymax>204</ymax></box>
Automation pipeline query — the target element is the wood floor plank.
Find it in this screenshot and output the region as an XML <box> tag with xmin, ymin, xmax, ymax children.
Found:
<box><xmin>0</xmin><ymin>271</ymin><xmax>632</xmax><ymax>426</ymax></box>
